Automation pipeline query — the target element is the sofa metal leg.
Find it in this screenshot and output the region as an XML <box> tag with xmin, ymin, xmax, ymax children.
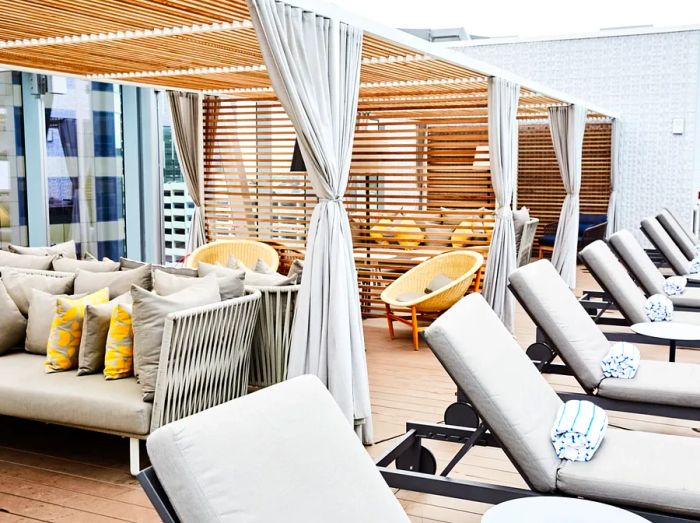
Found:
<box><xmin>130</xmin><ymin>438</ymin><xmax>141</xmax><ymax>476</ymax></box>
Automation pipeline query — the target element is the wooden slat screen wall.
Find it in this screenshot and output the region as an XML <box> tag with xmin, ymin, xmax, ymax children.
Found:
<box><xmin>204</xmin><ymin>97</ymin><xmax>494</xmax><ymax>317</ymax></box>
<box><xmin>517</xmin><ymin>122</ymin><xmax>612</xmax><ymax>246</ymax></box>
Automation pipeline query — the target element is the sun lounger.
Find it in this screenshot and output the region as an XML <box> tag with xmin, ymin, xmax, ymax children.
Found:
<box><xmin>508</xmin><ymin>259</ymin><xmax>700</xmax><ymax>422</ymax></box>
<box><xmin>658</xmin><ymin>208</ymin><xmax>697</xmax><ymax>261</ymax></box>
<box><xmin>378</xmin><ymin>293</ymin><xmax>700</xmax><ymax>522</ymax></box>
<box><xmin>139</xmin><ymin>376</ymin><xmax>408</xmax><ymax>523</ymax></box>
<box><xmin>641</xmin><ymin>216</ymin><xmax>700</xmax><ymax>281</ymax></box>
<box><xmin>609</xmin><ymin>229</ymin><xmax>700</xmax><ymax>309</ymax></box>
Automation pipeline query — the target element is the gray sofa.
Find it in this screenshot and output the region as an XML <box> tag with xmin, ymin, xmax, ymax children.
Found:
<box><xmin>0</xmin><ymin>265</ymin><xmax>261</xmax><ymax>475</ymax></box>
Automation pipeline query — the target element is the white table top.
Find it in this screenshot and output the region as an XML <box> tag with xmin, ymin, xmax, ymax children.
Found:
<box><xmin>481</xmin><ymin>497</ymin><xmax>649</xmax><ymax>522</ymax></box>
<box><xmin>630</xmin><ymin>321</ymin><xmax>700</xmax><ymax>342</ymax></box>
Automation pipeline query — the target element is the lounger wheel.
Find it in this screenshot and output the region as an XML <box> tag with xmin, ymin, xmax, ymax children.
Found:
<box><xmin>396</xmin><ymin>444</ymin><xmax>437</xmax><ymax>475</ymax></box>
<box><xmin>444</xmin><ymin>401</ymin><xmax>480</xmax><ymax>428</ymax></box>
<box><xmin>526</xmin><ymin>342</ymin><xmax>555</xmax><ymax>370</ymax></box>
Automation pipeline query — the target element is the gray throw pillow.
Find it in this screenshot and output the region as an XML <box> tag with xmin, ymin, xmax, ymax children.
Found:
<box><xmin>396</xmin><ymin>291</ymin><xmax>425</xmax><ymax>303</ymax></box>
<box><xmin>25</xmin><ymin>289</ymin><xmax>86</xmax><ymax>354</ymax></box>
<box><xmin>253</xmin><ymin>258</ymin><xmax>276</xmax><ymax>274</ymax></box>
<box><xmin>53</xmin><ymin>257</ymin><xmax>120</xmax><ymax>273</ymax></box>
<box><xmin>0</xmin><ymin>250</ymin><xmax>56</xmax><ymax>270</ymax></box>
<box><xmin>244</xmin><ymin>270</ymin><xmax>296</xmax><ymax>287</ymax></box>
<box><xmin>2</xmin><ymin>269</ymin><xmax>75</xmax><ymax>315</ymax></box>
<box><xmin>132</xmin><ymin>277</ymin><xmax>221</xmax><ymax>402</ymax></box>
<box><xmin>287</xmin><ymin>259</ymin><xmax>304</xmax><ymax>283</ymax></box>
<box><xmin>8</xmin><ymin>239</ymin><xmax>77</xmax><ymax>259</ymax></box>
<box><xmin>119</xmin><ymin>257</ymin><xmax>145</xmax><ymax>270</ymax></box>
<box><xmin>78</xmin><ymin>292</ymin><xmax>133</xmax><ymax>375</ymax></box>
<box><xmin>75</xmin><ymin>264</ymin><xmax>152</xmax><ymax>299</ymax></box>
<box><xmin>196</xmin><ymin>262</ymin><xmax>246</xmax><ymax>300</ymax></box>
<box><xmin>0</xmin><ymin>281</ymin><xmax>27</xmax><ymax>354</ymax></box>
<box><xmin>425</xmin><ymin>274</ymin><xmax>454</xmax><ymax>294</ymax></box>
<box><xmin>513</xmin><ymin>206</ymin><xmax>530</xmax><ymax>249</ymax></box>
<box><xmin>121</xmin><ymin>257</ymin><xmax>198</xmax><ymax>277</ymax></box>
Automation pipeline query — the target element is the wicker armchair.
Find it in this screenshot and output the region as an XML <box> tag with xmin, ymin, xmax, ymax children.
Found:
<box><xmin>381</xmin><ymin>250</ymin><xmax>484</xmax><ymax>350</ymax></box>
<box><xmin>186</xmin><ymin>239</ymin><xmax>280</xmax><ymax>271</ymax></box>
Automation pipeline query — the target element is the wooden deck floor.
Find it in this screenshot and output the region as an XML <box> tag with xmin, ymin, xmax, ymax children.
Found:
<box><xmin>1</xmin><ymin>267</ymin><xmax>699</xmax><ymax>522</ymax></box>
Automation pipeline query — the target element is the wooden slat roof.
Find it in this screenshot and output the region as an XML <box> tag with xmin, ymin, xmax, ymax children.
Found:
<box><xmin>0</xmin><ymin>0</ymin><xmax>614</xmax><ymax>118</ymax></box>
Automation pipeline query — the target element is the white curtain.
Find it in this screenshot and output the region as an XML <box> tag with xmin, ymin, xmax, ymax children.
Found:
<box><xmin>482</xmin><ymin>77</ymin><xmax>520</xmax><ymax>331</ymax></box>
<box><xmin>549</xmin><ymin>104</ymin><xmax>587</xmax><ymax>288</ymax></box>
<box><xmin>606</xmin><ymin>118</ymin><xmax>621</xmax><ymax>238</ymax></box>
<box><xmin>249</xmin><ymin>0</ymin><xmax>372</xmax><ymax>443</ymax></box>
<box><xmin>168</xmin><ymin>91</ymin><xmax>205</xmax><ymax>253</ymax></box>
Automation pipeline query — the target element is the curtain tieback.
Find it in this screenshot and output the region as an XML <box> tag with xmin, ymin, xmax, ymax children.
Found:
<box><xmin>320</xmin><ymin>197</ymin><xmax>343</xmax><ymax>203</ymax></box>
<box><xmin>495</xmin><ymin>206</ymin><xmax>513</xmax><ymax>219</ymax></box>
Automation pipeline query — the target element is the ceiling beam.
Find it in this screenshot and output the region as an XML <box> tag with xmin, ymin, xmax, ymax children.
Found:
<box><xmin>0</xmin><ymin>20</ymin><xmax>253</xmax><ymax>49</ymax></box>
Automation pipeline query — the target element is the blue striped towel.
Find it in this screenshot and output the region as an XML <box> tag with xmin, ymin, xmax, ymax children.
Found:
<box><xmin>644</xmin><ymin>294</ymin><xmax>673</xmax><ymax>322</ymax></box>
<box><xmin>551</xmin><ymin>400</ymin><xmax>608</xmax><ymax>462</ymax></box>
<box><xmin>690</xmin><ymin>256</ymin><xmax>700</xmax><ymax>275</ymax></box>
<box><xmin>663</xmin><ymin>275</ymin><xmax>687</xmax><ymax>296</ymax></box>
<box><xmin>600</xmin><ymin>342</ymin><xmax>640</xmax><ymax>379</ymax></box>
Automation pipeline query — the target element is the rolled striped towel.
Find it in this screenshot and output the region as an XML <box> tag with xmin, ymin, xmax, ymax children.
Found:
<box><xmin>644</xmin><ymin>293</ymin><xmax>673</xmax><ymax>322</ymax></box>
<box><xmin>664</xmin><ymin>275</ymin><xmax>687</xmax><ymax>296</ymax></box>
<box><xmin>600</xmin><ymin>342</ymin><xmax>640</xmax><ymax>379</ymax></box>
<box><xmin>550</xmin><ymin>400</ymin><xmax>608</xmax><ymax>462</ymax></box>
<box><xmin>690</xmin><ymin>256</ymin><xmax>700</xmax><ymax>275</ymax></box>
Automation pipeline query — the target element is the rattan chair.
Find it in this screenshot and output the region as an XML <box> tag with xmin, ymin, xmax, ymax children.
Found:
<box><xmin>381</xmin><ymin>250</ymin><xmax>484</xmax><ymax>350</ymax></box>
<box><xmin>186</xmin><ymin>239</ymin><xmax>280</xmax><ymax>271</ymax></box>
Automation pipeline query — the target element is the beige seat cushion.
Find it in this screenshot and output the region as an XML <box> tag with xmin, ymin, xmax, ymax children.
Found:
<box><xmin>509</xmin><ymin>260</ymin><xmax>610</xmax><ymax>391</ymax></box>
<box><xmin>147</xmin><ymin>376</ymin><xmax>408</xmax><ymax>523</ymax></box>
<box><xmin>658</xmin><ymin>209</ymin><xmax>696</xmax><ymax>260</ymax></box>
<box><xmin>75</xmin><ymin>264</ymin><xmax>152</xmax><ymax>299</ymax></box>
<box><xmin>579</xmin><ymin>241</ymin><xmax>648</xmax><ymax>324</ymax></box>
<box><xmin>424</xmin><ymin>293</ymin><xmax>562</xmax><ymax>493</ymax></box>
<box><xmin>53</xmin><ymin>257</ymin><xmax>120</xmax><ymax>273</ymax></box>
<box><xmin>597</xmin><ymin>360</ymin><xmax>700</xmax><ymax>407</ymax></box>
<box><xmin>0</xmin><ymin>352</ymin><xmax>151</xmax><ymax>435</ymax></box>
<box><xmin>132</xmin><ymin>276</ymin><xmax>221</xmax><ymax>402</ymax></box>
<box><xmin>3</xmin><ymin>269</ymin><xmax>75</xmax><ymax>315</ymax></box>
<box><xmin>609</xmin><ymin>230</ymin><xmax>666</xmax><ymax>296</ymax></box>
<box><xmin>0</xmin><ymin>281</ymin><xmax>27</xmax><ymax>355</ymax></box>
<box><xmin>641</xmin><ymin>217</ymin><xmax>691</xmax><ymax>276</ymax></box>
<box><xmin>0</xmin><ymin>250</ymin><xmax>56</xmax><ymax>270</ymax></box>
<box><xmin>8</xmin><ymin>240</ymin><xmax>77</xmax><ymax>259</ymax></box>
<box><xmin>557</xmin><ymin>427</ymin><xmax>700</xmax><ymax>517</ymax></box>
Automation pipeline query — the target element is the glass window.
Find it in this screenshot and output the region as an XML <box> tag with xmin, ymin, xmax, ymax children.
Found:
<box><xmin>157</xmin><ymin>91</ymin><xmax>193</xmax><ymax>266</ymax></box>
<box><xmin>43</xmin><ymin>78</ymin><xmax>126</xmax><ymax>259</ymax></box>
<box><xmin>0</xmin><ymin>71</ymin><xmax>27</xmax><ymax>248</ymax></box>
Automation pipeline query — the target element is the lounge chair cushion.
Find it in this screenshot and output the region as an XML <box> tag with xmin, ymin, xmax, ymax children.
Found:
<box><xmin>658</xmin><ymin>210</ymin><xmax>696</xmax><ymax>260</ymax></box>
<box><xmin>509</xmin><ymin>260</ymin><xmax>610</xmax><ymax>390</ymax></box>
<box><xmin>579</xmin><ymin>241</ymin><xmax>648</xmax><ymax>324</ymax></box>
<box><xmin>8</xmin><ymin>239</ymin><xmax>77</xmax><ymax>259</ymax></box>
<box><xmin>146</xmin><ymin>376</ymin><xmax>409</xmax><ymax>523</ymax></box>
<box><xmin>0</xmin><ymin>249</ymin><xmax>56</xmax><ymax>270</ymax></box>
<box><xmin>641</xmin><ymin>217</ymin><xmax>690</xmax><ymax>275</ymax></box>
<box><xmin>609</xmin><ymin>230</ymin><xmax>666</xmax><ymax>296</ymax></box>
<box><xmin>424</xmin><ymin>293</ymin><xmax>563</xmax><ymax>492</ymax></box>
<box><xmin>557</xmin><ymin>427</ymin><xmax>700</xmax><ymax>517</ymax></box>
<box><xmin>0</xmin><ymin>352</ymin><xmax>151</xmax><ymax>435</ymax></box>
<box><xmin>597</xmin><ymin>360</ymin><xmax>700</xmax><ymax>407</ymax></box>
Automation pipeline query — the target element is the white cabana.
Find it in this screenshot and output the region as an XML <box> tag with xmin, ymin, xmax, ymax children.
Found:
<box><xmin>606</xmin><ymin>119</ymin><xmax>622</xmax><ymax>238</ymax></box>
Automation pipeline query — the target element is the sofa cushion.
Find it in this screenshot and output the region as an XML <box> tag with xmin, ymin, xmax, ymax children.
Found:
<box><xmin>3</xmin><ymin>269</ymin><xmax>75</xmax><ymax>316</ymax></box>
<box><xmin>25</xmin><ymin>290</ymin><xmax>86</xmax><ymax>355</ymax></box>
<box><xmin>0</xmin><ymin>281</ymin><xmax>27</xmax><ymax>355</ymax></box>
<box><xmin>75</xmin><ymin>264</ymin><xmax>152</xmax><ymax>299</ymax></box>
<box><xmin>120</xmin><ymin>257</ymin><xmax>198</xmax><ymax>278</ymax></box>
<box><xmin>132</xmin><ymin>277</ymin><xmax>221</xmax><ymax>402</ymax></box>
<box><xmin>0</xmin><ymin>352</ymin><xmax>151</xmax><ymax>435</ymax></box>
<box><xmin>146</xmin><ymin>376</ymin><xmax>408</xmax><ymax>523</ymax></box>
<box><xmin>8</xmin><ymin>240</ymin><xmax>77</xmax><ymax>259</ymax></box>
<box><xmin>53</xmin><ymin>257</ymin><xmax>120</xmax><ymax>273</ymax></box>
<box><xmin>539</xmin><ymin>233</ymin><xmax>556</xmax><ymax>246</ymax></box>
<box><xmin>0</xmin><ymin>250</ymin><xmax>56</xmax><ymax>270</ymax></box>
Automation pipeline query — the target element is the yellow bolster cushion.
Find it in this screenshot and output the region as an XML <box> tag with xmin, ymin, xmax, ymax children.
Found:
<box><xmin>45</xmin><ymin>288</ymin><xmax>110</xmax><ymax>373</ymax></box>
<box><xmin>451</xmin><ymin>220</ymin><xmax>479</xmax><ymax>248</ymax></box>
<box><xmin>393</xmin><ymin>219</ymin><xmax>425</xmax><ymax>248</ymax></box>
<box><xmin>104</xmin><ymin>304</ymin><xmax>134</xmax><ymax>380</ymax></box>
<box><xmin>370</xmin><ymin>218</ymin><xmax>393</xmax><ymax>245</ymax></box>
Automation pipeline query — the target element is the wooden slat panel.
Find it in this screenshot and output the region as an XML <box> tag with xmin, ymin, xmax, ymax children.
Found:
<box><xmin>204</xmin><ymin>97</ymin><xmax>492</xmax><ymax>317</ymax></box>
<box><xmin>517</xmin><ymin>122</ymin><xmax>612</xmax><ymax>247</ymax></box>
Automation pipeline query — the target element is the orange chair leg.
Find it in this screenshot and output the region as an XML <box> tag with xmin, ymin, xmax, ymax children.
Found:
<box><xmin>385</xmin><ymin>303</ymin><xmax>395</xmax><ymax>339</ymax></box>
<box><xmin>411</xmin><ymin>307</ymin><xmax>419</xmax><ymax>351</ymax></box>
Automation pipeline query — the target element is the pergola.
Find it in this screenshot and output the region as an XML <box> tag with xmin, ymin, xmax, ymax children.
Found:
<box><xmin>0</xmin><ymin>0</ymin><xmax>617</xmax><ymax>443</ymax></box>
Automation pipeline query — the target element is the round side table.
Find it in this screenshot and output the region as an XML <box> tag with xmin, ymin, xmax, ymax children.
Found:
<box><xmin>482</xmin><ymin>497</ymin><xmax>649</xmax><ymax>522</ymax></box>
<box><xmin>630</xmin><ymin>321</ymin><xmax>700</xmax><ymax>362</ymax></box>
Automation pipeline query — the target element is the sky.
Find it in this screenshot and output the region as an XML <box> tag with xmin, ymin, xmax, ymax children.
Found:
<box><xmin>330</xmin><ymin>0</ymin><xmax>700</xmax><ymax>39</ymax></box>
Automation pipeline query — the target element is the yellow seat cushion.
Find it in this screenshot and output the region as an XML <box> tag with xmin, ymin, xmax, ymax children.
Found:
<box><xmin>104</xmin><ymin>304</ymin><xmax>134</xmax><ymax>380</ymax></box>
<box><xmin>393</xmin><ymin>219</ymin><xmax>425</xmax><ymax>248</ymax></box>
<box><xmin>45</xmin><ymin>288</ymin><xmax>110</xmax><ymax>373</ymax></box>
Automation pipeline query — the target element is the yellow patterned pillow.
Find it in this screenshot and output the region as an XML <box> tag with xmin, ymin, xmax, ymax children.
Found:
<box><xmin>104</xmin><ymin>304</ymin><xmax>134</xmax><ymax>380</ymax></box>
<box><xmin>45</xmin><ymin>288</ymin><xmax>109</xmax><ymax>373</ymax></box>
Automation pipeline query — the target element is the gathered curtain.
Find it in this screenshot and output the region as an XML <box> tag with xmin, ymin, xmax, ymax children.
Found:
<box><xmin>549</xmin><ymin>104</ymin><xmax>587</xmax><ymax>288</ymax></box>
<box><xmin>482</xmin><ymin>77</ymin><xmax>520</xmax><ymax>332</ymax></box>
<box><xmin>167</xmin><ymin>91</ymin><xmax>205</xmax><ymax>253</ymax></box>
<box><xmin>606</xmin><ymin>118</ymin><xmax>622</xmax><ymax>238</ymax></box>
<box><xmin>248</xmin><ymin>0</ymin><xmax>372</xmax><ymax>443</ymax></box>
